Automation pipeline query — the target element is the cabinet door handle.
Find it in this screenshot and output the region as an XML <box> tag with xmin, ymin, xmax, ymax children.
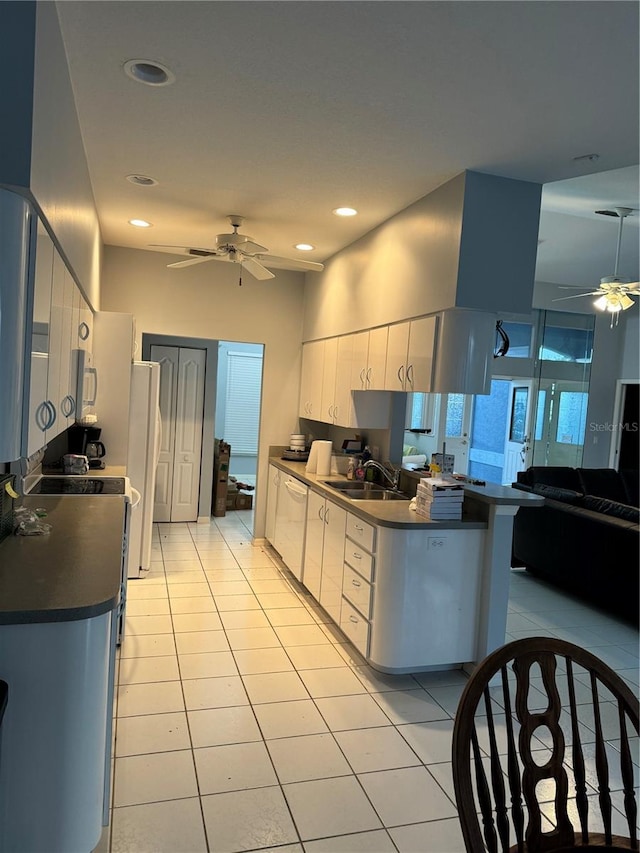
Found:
<box><xmin>333</xmin><ymin>405</ymin><xmax>338</xmax><ymax>420</ymax></box>
<box><xmin>35</xmin><ymin>402</ymin><xmax>48</xmax><ymax>432</ymax></box>
<box><xmin>78</xmin><ymin>321</ymin><xmax>90</xmax><ymax>341</ymax></box>
<box><xmin>366</xmin><ymin>367</ymin><xmax>372</xmax><ymax>388</ymax></box>
<box><xmin>397</xmin><ymin>364</ymin><xmax>405</xmax><ymax>387</ymax></box>
<box><xmin>318</xmin><ymin>506</ymin><xmax>324</xmax><ymax>521</ymax></box>
<box><xmin>354</xmin><ymin>524</ymin><xmax>363</xmax><ymax>532</ymax></box>
<box><xmin>324</xmin><ymin>506</ymin><xmax>330</xmax><ymax>524</ymax></box>
<box><xmin>349</xmin><ymin>615</ymin><xmax>359</xmax><ymax>624</ymax></box>
<box><xmin>406</xmin><ymin>363</ymin><xmax>414</xmax><ymax>388</ymax></box>
<box><xmin>45</xmin><ymin>401</ymin><xmax>57</xmax><ymax>429</ymax></box>
<box><xmin>360</xmin><ymin>368</ymin><xmax>366</xmax><ymax>387</ymax></box>
<box><xmin>351</xmin><ymin>552</ymin><xmax>362</xmax><ymax>560</ymax></box>
<box><xmin>328</xmin><ymin>405</ymin><xmax>334</xmax><ymax>419</ymax></box>
<box><xmin>351</xmin><ymin>579</ymin><xmax>361</xmax><ymax>587</ymax></box>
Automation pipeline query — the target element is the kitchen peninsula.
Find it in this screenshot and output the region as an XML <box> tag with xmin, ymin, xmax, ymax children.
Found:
<box><xmin>0</xmin><ymin>494</ymin><xmax>127</xmax><ymax>853</ymax></box>
<box><xmin>266</xmin><ymin>456</ymin><xmax>543</xmax><ymax>674</ymax></box>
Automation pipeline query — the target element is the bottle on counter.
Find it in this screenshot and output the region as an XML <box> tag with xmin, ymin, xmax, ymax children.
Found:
<box><xmin>354</xmin><ymin>458</ymin><xmax>366</xmax><ymax>481</ymax></box>
<box><xmin>347</xmin><ymin>457</ymin><xmax>356</xmax><ymax>480</ymax></box>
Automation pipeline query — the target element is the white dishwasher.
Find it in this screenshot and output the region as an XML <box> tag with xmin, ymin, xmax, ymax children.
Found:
<box><xmin>273</xmin><ymin>475</ymin><xmax>308</xmax><ymax>581</ymax></box>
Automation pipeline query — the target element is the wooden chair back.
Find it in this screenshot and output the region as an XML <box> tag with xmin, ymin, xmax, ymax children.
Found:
<box><xmin>452</xmin><ymin>637</ymin><xmax>639</xmax><ymax>852</ymax></box>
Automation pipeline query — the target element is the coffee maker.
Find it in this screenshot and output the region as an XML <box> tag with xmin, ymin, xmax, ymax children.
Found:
<box><xmin>68</xmin><ymin>424</ymin><xmax>107</xmax><ymax>470</ymax></box>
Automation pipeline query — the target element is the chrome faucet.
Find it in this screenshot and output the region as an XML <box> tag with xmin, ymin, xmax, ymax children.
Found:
<box><xmin>363</xmin><ymin>460</ymin><xmax>401</xmax><ymax>490</ymax></box>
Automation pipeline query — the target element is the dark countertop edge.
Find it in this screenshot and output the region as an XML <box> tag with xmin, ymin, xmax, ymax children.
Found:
<box><xmin>269</xmin><ymin>457</ymin><xmax>487</xmax><ymax>530</ymax></box>
<box><xmin>0</xmin><ymin>596</ymin><xmax>118</xmax><ymax>626</ymax></box>
<box><xmin>463</xmin><ymin>484</ymin><xmax>545</xmax><ymax>506</ymax></box>
<box><xmin>0</xmin><ymin>495</ymin><xmax>125</xmax><ymax>626</ymax></box>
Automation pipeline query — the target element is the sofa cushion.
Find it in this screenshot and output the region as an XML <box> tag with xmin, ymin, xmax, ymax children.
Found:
<box><xmin>532</xmin><ymin>484</ymin><xmax>584</xmax><ymax>504</ymax></box>
<box><xmin>577</xmin><ymin>468</ymin><xmax>627</xmax><ymax>503</ymax></box>
<box><xmin>620</xmin><ymin>469</ymin><xmax>639</xmax><ymax>507</ymax></box>
<box><xmin>525</xmin><ymin>466</ymin><xmax>582</xmax><ymax>492</ymax></box>
<box><xmin>580</xmin><ymin>494</ymin><xmax>640</xmax><ymax>523</ymax></box>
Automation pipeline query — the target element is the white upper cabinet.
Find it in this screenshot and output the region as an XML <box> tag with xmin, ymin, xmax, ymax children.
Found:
<box><xmin>406</xmin><ymin>315</ymin><xmax>437</xmax><ymax>392</ymax></box>
<box><xmin>349</xmin><ymin>328</ymin><xmax>388</xmax><ymax>391</ymax></box>
<box><xmin>27</xmin><ymin>225</ymin><xmax>54</xmax><ymax>455</ymax></box>
<box><xmin>384</xmin><ymin>322</ymin><xmax>410</xmax><ymax>391</ymax></box>
<box><xmin>320</xmin><ymin>337</ymin><xmax>339</xmax><ymax>423</ymax></box>
<box><xmin>77</xmin><ymin>291</ymin><xmax>93</xmax><ymax>351</ymax></box>
<box><xmin>383</xmin><ymin>316</ymin><xmax>436</xmax><ymax>393</ymax></box>
<box><xmin>299</xmin><ymin>340</ymin><xmax>324</xmax><ymax>419</ymax></box>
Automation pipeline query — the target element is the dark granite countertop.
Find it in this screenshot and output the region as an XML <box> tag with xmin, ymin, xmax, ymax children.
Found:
<box><xmin>270</xmin><ymin>457</ymin><xmax>543</xmax><ymax>529</ymax></box>
<box><xmin>0</xmin><ymin>495</ymin><xmax>126</xmax><ymax>625</ymax></box>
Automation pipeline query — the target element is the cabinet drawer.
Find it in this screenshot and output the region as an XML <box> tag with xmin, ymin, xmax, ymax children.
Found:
<box><xmin>346</xmin><ymin>513</ymin><xmax>376</xmax><ymax>554</ymax></box>
<box><xmin>340</xmin><ymin>597</ymin><xmax>370</xmax><ymax>658</ymax></box>
<box><xmin>342</xmin><ymin>565</ymin><xmax>372</xmax><ymax>619</ymax></box>
<box><xmin>344</xmin><ymin>543</ymin><xmax>374</xmax><ymax>582</ymax></box>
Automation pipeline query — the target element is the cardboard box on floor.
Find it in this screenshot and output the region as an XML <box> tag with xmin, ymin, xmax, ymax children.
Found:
<box><xmin>213</xmin><ymin>439</ymin><xmax>231</xmax><ymax>517</ymax></box>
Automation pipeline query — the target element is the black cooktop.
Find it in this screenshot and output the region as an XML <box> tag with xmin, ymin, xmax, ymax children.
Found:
<box><xmin>30</xmin><ymin>477</ymin><xmax>127</xmax><ymax>495</ymax></box>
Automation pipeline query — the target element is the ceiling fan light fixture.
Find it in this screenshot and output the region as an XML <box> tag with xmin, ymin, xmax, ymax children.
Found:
<box><xmin>593</xmin><ymin>295</ymin><xmax>609</xmax><ymax>311</ymax></box>
<box><xmin>620</xmin><ymin>293</ymin><xmax>635</xmax><ymax>310</ymax></box>
<box><xmin>294</xmin><ymin>243</ymin><xmax>315</xmax><ymax>251</ymax></box>
<box><xmin>333</xmin><ymin>207</ymin><xmax>358</xmax><ymax>217</ymax></box>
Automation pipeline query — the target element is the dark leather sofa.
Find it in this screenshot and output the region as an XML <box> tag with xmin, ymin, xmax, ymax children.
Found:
<box><xmin>512</xmin><ymin>467</ymin><xmax>639</xmax><ymax>624</ymax></box>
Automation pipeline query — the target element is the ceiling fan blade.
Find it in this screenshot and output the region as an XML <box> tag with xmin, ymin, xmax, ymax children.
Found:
<box><xmin>254</xmin><ymin>254</ymin><xmax>325</xmax><ymax>272</ymax></box>
<box><xmin>149</xmin><ymin>244</ymin><xmax>216</xmax><ymax>255</ymax></box>
<box><xmin>625</xmin><ymin>281</ymin><xmax>640</xmax><ymax>292</ymax></box>
<box><xmin>167</xmin><ymin>255</ymin><xmax>219</xmax><ymax>269</ymax></box>
<box><xmin>552</xmin><ymin>291</ymin><xmax>602</xmax><ymax>302</ymax></box>
<box><xmin>241</xmin><ymin>256</ymin><xmax>276</xmax><ymax>280</ymax></box>
<box><xmin>239</xmin><ymin>240</ymin><xmax>268</xmax><ymax>254</ymax></box>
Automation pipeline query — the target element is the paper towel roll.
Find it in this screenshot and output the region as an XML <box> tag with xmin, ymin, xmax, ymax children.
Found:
<box><xmin>305</xmin><ymin>440</ymin><xmax>318</xmax><ymax>473</ymax></box>
<box><xmin>315</xmin><ymin>441</ymin><xmax>333</xmax><ymax>477</ymax></box>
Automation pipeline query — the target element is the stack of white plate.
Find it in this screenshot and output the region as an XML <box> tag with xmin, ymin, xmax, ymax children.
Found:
<box><xmin>289</xmin><ymin>433</ymin><xmax>306</xmax><ymax>451</ymax></box>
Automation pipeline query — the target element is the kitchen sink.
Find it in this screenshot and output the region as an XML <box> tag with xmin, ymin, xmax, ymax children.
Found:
<box><xmin>340</xmin><ymin>489</ymin><xmax>410</xmax><ymax>501</ymax></box>
<box><xmin>322</xmin><ymin>481</ymin><xmax>410</xmax><ymax>501</ymax></box>
<box><xmin>323</xmin><ymin>480</ymin><xmax>386</xmax><ymax>491</ymax></box>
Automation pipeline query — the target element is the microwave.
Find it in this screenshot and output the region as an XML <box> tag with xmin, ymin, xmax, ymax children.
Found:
<box><xmin>76</xmin><ymin>349</ymin><xmax>98</xmax><ymax>419</ymax></box>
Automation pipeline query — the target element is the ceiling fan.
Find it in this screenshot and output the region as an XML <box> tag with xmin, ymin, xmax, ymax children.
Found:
<box><xmin>150</xmin><ymin>215</ymin><xmax>324</xmax><ymax>282</ymax></box>
<box><xmin>553</xmin><ymin>207</ymin><xmax>639</xmax><ymax>326</ymax></box>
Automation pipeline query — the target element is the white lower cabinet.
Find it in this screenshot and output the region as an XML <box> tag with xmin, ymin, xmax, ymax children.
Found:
<box><xmin>302</xmin><ymin>491</ymin><xmax>346</xmax><ymax>622</ymax></box>
<box><xmin>265</xmin><ymin>464</ymin><xmax>280</xmax><ymax>545</ymax></box>
<box><xmin>340</xmin><ymin>514</ymin><xmax>376</xmax><ymax>657</ymax></box>
<box><xmin>271</xmin><ymin>468</ymin><xmax>486</xmax><ymax>673</ymax></box>
<box><xmin>272</xmin><ymin>474</ymin><xmax>308</xmax><ymax>581</ymax></box>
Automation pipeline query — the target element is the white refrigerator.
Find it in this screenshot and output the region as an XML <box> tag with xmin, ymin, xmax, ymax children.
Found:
<box><xmin>127</xmin><ymin>361</ymin><xmax>162</xmax><ymax>579</ymax></box>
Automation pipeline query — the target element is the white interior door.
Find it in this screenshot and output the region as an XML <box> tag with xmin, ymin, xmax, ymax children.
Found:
<box><xmin>152</xmin><ymin>346</ymin><xmax>178</xmax><ymax>522</ymax></box>
<box><xmin>503</xmin><ymin>380</ymin><xmax>533</xmax><ymax>484</ymax></box>
<box><xmin>152</xmin><ymin>345</ymin><xmax>206</xmax><ymax>522</ymax></box>
<box><xmin>172</xmin><ymin>348</ymin><xmax>206</xmax><ymax>521</ymax></box>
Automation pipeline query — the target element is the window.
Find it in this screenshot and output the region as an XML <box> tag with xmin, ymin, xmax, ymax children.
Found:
<box><xmin>445</xmin><ymin>394</ymin><xmax>464</xmax><ymax>437</ymax></box>
<box><xmin>555</xmin><ymin>391</ymin><xmax>588</xmax><ymax>445</ymax></box>
<box><xmin>223</xmin><ymin>352</ymin><xmax>263</xmax><ymax>454</ymax></box>
<box><xmin>500</xmin><ymin>321</ymin><xmax>533</xmax><ymax>358</ymax></box>
<box><xmin>407</xmin><ymin>393</ymin><xmax>438</xmax><ymax>432</ymax></box>
<box><xmin>534</xmin><ymin>389</ymin><xmax>546</xmax><ymax>441</ymax></box>
<box><xmin>539</xmin><ymin>326</ymin><xmax>593</xmax><ymax>363</ymax></box>
<box><xmin>509</xmin><ymin>387</ymin><xmax>529</xmax><ymax>442</ymax></box>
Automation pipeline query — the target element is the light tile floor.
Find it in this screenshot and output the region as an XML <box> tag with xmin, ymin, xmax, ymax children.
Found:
<box><xmin>96</xmin><ymin>511</ymin><xmax>639</xmax><ymax>853</ymax></box>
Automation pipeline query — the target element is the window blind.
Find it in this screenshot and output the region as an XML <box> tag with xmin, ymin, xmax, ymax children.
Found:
<box><xmin>223</xmin><ymin>351</ymin><xmax>262</xmax><ymax>454</ymax></box>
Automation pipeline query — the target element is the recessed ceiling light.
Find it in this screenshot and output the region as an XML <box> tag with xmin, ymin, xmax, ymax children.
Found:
<box><xmin>123</xmin><ymin>59</ymin><xmax>175</xmax><ymax>87</ymax></box>
<box><xmin>128</xmin><ymin>218</ymin><xmax>152</xmax><ymax>228</ymax></box>
<box><xmin>126</xmin><ymin>174</ymin><xmax>158</xmax><ymax>187</ymax></box>
<box><xmin>295</xmin><ymin>243</ymin><xmax>315</xmax><ymax>251</ymax></box>
<box><xmin>333</xmin><ymin>207</ymin><xmax>358</xmax><ymax>217</ymax></box>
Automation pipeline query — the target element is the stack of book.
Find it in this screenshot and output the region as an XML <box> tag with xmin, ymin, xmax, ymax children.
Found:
<box><xmin>415</xmin><ymin>477</ymin><xmax>464</xmax><ymax>520</ymax></box>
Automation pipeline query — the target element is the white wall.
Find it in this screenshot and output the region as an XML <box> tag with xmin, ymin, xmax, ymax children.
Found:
<box><xmin>302</xmin><ymin>170</ymin><xmax>541</xmax><ymax>341</ymax></box>
<box><xmin>620</xmin><ymin>314</ymin><xmax>639</xmax><ymax>380</ymax></box>
<box><xmin>101</xmin><ymin>246</ymin><xmax>306</xmax><ymax>537</ymax></box>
